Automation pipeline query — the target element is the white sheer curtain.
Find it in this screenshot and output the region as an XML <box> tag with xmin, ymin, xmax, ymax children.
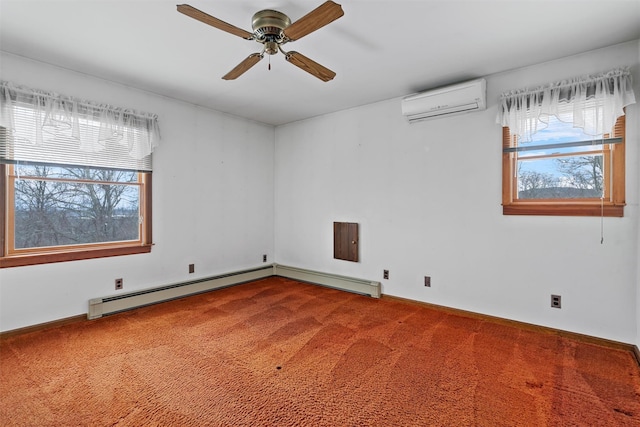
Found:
<box><xmin>497</xmin><ymin>68</ymin><xmax>636</xmax><ymax>142</ymax></box>
<box><xmin>0</xmin><ymin>81</ymin><xmax>160</xmax><ymax>170</ymax></box>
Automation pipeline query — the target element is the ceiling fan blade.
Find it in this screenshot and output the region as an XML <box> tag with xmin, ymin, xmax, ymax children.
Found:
<box><xmin>222</xmin><ymin>53</ymin><xmax>263</xmax><ymax>80</ymax></box>
<box><xmin>284</xmin><ymin>1</ymin><xmax>344</xmax><ymax>41</ymax></box>
<box><xmin>285</xmin><ymin>51</ymin><xmax>336</xmax><ymax>82</ymax></box>
<box><xmin>177</xmin><ymin>4</ymin><xmax>254</xmax><ymax>40</ymax></box>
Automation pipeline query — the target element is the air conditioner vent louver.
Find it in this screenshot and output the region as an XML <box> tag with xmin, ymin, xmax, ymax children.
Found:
<box><xmin>401</xmin><ymin>78</ymin><xmax>486</xmax><ymax>123</ymax></box>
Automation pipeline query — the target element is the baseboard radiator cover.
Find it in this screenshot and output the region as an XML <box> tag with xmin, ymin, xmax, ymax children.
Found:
<box><xmin>274</xmin><ymin>264</ymin><xmax>381</xmax><ymax>298</ymax></box>
<box><xmin>88</xmin><ymin>264</ymin><xmax>381</xmax><ymax>320</ymax></box>
<box><xmin>88</xmin><ymin>265</ymin><xmax>274</xmax><ymax>319</ymax></box>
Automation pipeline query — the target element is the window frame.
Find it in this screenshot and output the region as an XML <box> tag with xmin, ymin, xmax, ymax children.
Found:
<box><xmin>0</xmin><ymin>163</ymin><xmax>152</xmax><ymax>268</ymax></box>
<box><xmin>501</xmin><ymin>114</ymin><xmax>626</xmax><ymax>217</ymax></box>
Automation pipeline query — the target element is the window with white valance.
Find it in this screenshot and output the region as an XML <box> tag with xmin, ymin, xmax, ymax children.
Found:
<box><xmin>497</xmin><ymin>67</ymin><xmax>635</xmax><ymax>142</ymax></box>
<box><xmin>0</xmin><ymin>81</ymin><xmax>159</xmax><ymax>268</ymax></box>
<box><xmin>0</xmin><ymin>81</ymin><xmax>160</xmax><ymax>171</ymax></box>
<box><xmin>498</xmin><ymin>68</ymin><xmax>636</xmax><ymax>218</ymax></box>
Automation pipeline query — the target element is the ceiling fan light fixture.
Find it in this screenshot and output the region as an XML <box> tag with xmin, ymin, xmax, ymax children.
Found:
<box><xmin>264</xmin><ymin>41</ymin><xmax>279</xmax><ymax>55</ymax></box>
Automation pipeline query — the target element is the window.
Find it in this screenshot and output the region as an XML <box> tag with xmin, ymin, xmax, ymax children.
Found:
<box><xmin>1</xmin><ymin>164</ymin><xmax>152</xmax><ymax>267</ymax></box>
<box><xmin>498</xmin><ymin>68</ymin><xmax>635</xmax><ymax>217</ymax></box>
<box><xmin>502</xmin><ymin>114</ymin><xmax>625</xmax><ymax>216</ymax></box>
<box><xmin>0</xmin><ymin>81</ymin><xmax>159</xmax><ymax>267</ymax></box>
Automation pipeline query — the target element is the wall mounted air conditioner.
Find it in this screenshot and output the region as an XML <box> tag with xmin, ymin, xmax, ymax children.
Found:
<box><xmin>401</xmin><ymin>78</ymin><xmax>486</xmax><ymax>123</ymax></box>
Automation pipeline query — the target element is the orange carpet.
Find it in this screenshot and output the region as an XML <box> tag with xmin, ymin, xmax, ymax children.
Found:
<box><xmin>1</xmin><ymin>276</ymin><xmax>639</xmax><ymax>426</ymax></box>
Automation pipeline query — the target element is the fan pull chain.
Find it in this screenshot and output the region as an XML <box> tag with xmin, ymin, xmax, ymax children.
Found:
<box><xmin>268</xmin><ymin>55</ymin><xmax>271</xmax><ymax>71</ymax></box>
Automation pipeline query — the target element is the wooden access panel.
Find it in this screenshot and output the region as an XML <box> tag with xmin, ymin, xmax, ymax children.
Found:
<box><xmin>334</xmin><ymin>222</ymin><xmax>359</xmax><ymax>262</ymax></box>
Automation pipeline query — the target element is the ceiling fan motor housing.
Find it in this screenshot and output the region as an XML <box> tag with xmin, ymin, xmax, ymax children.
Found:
<box><xmin>252</xmin><ymin>9</ymin><xmax>291</xmax><ymax>47</ymax></box>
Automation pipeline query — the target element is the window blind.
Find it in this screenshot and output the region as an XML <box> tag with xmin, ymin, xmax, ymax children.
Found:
<box><xmin>0</xmin><ymin>81</ymin><xmax>160</xmax><ymax>172</ymax></box>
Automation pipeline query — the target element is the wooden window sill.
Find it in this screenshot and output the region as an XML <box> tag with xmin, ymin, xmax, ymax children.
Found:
<box><xmin>0</xmin><ymin>244</ymin><xmax>152</xmax><ymax>268</ymax></box>
<box><xmin>503</xmin><ymin>203</ymin><xmax>624</xmax><ymax>217</ymax></box>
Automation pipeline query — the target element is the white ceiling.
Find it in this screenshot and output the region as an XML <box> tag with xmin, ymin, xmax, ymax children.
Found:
<box><xmin>2</xmin><ymin>0</ymin><xmax>640</xmax><ymax>126</ymax></box>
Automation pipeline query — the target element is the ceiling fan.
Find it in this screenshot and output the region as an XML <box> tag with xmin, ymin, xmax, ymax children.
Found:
<box><xmin>177</xmin><ymin>1</ymin><xmax>344</xmax><ymax>82</ymax></box>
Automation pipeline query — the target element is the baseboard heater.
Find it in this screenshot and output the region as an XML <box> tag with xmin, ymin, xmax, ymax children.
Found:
<box><xmin>273</xmin><ymin>264</ymin><xmax>381</xmax><ymax>298</ymax></box>
<box><xmin>88</xmin><ymin>264</ymin><xmax>380</xmax><ymax>319</ymax></box>
<box><xmin>88</xmin><ymin>265</ymin><xmax>274</xmax><ymax>319</ymax></box>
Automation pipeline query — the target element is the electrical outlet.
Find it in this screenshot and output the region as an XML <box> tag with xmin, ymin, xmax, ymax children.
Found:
<box><xmin>551</xmin><ymin>294</ymin><xmax>561</xmax><ymax>309</ymax></box>
<box><xmin>189</xmin><ymin>264</ymin><xmax>195</xmax><ymax>274</ymax></box>
<box><xmin>383</xmin><ymin>270</ymin><xmax>389</xmax><ymax>280</ymax></box>
<box><xmin>115</xmin><ymin>278</ymin><xmax>123</xmax><ymax>290</ymax></box>
<box><xmin>424</xmin><ymin>276</ymin><xmax>431</xmax><ymax>287</ymax></box>
<box><xmin>263</xmin><ymin>254</ymin><xmax>267</xmax><ymax>263</ymax></box>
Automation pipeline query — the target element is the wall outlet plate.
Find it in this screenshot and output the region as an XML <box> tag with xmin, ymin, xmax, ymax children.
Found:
<box><xmin>383</xmin><ymin>270</ymin><xmax>389</xmax><ymax>280</ymax></box>
<box><xmin>189</xmin><ymin>264</ymin><xmax>195</xmax><ymax>274</ymax></box>
<box><xmin>551</xmin><ymin>294</ymin><xmax>561</xmax><ymax>308</ymax></box>
<box><xmin>424</xmin><ymin>276</ymin><xmax>431</xmax><ymax>287</ymax></box>
<box><xmin>115</xmin><ymin>278</ymin><xmax>123</xmax><ymax>290</ymax></box>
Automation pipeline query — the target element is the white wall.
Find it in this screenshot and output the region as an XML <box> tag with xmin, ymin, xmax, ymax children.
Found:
<box><xmin>275</xmin><ymin>41</ymin><xmax>640</xmax><ymax>344</ymax></box>
<box><xmin>636</xmin><ymin>41</ymin><xmax>640</xmax><ymax>349</ymax></box>
<box><xmin>2</xmin><ymin>41</ymin><xmax>639</xmax><ymax>345</ymax></box>
<box><xmin>0</xmin><ymin>53</ymin><xmax>275</xmax><ymax>332</ymax></box>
